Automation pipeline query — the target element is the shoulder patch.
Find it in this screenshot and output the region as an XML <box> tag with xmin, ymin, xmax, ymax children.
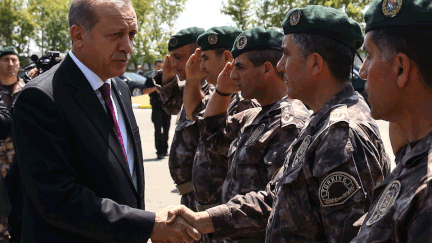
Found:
<box><xmin>291</xmin><ymin>135</ymin><xmax>312</xmax><ymax>168</ymax></box>
<box><xmin>366</xmin><ymin>180</ymin><xmax>401</xmax><ymax>226</ymax></box>
<box><xmin>244</xmin><ymin>123</ymin><xmax>266</xmax><ymax>146</ymax></box>
<box><xmin>319</xmin><ymin>172</ymin><xmax>360</xmax><ymax>207</ymax></box>
<box><xmin>329</xmin><ymin>105</ymin><xmax>349</xmax><ymax>126</ymax></box>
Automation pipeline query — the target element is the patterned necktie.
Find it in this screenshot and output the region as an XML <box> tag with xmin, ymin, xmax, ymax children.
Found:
<box><xmin>99</xmin><ymin>82</ymin><xmax>127</xmax><ymax>160</ymax></box>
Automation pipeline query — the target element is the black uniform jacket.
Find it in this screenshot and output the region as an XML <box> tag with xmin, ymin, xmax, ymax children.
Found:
<box><xmin>12</xmin><ymin>55</ymin><xmax>155</xmax><ymax>242</ymax></box>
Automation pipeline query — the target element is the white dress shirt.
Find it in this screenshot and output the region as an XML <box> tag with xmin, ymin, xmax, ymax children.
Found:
<box><xmin>69</xmin><ymin>51</ymin><xmax>137</xmax><ymax>188</ymax></box>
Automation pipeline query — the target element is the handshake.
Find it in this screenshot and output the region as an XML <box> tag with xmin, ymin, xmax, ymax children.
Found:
<box><xmin>150</xmin><ymin>205</ymin><xmax>215</xmax><ymax>243</ymax></box>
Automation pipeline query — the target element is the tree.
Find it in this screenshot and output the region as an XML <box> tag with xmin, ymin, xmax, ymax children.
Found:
<box><xmin>220</xmin><ymin>0</ymin><xmax>253</xmax><ymax>30</ymax></box>
<box><xmin>0</xmin><ymin>0</ymin><xmax>37</xmax><ymax>54</ymax></box>
<box><xmin>28</xmin><ymin>0</ymin><xmax>71</xmax><ymax>53</ymax></box>
<box><xmin>131</xmin><ymin>0</ymin><xmax>187</xmax><ymax>70</ymax></box>
<box><xmin>222</xmin><ymin>0</ymin><xmax>371</xmax><ymax>30</ymax></box>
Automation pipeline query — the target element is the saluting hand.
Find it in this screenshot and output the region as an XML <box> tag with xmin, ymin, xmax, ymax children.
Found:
<box><xmin>161</xmin><ymin>54</ymin><xmax>177</xmax><ymax>85</ymax></box>
<box><xmin>185</xmin><ymin>48</ymin><xmax>206</xmax><ymax>84</ymax></box>
<box><xmin>216</xmin><ymin>62</ymin><xmax>239</xmax><ymax>95</ymax></box>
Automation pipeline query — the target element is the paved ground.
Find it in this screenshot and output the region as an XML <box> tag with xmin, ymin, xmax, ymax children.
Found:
<box><xmin>134</xmin><ymin>106</ymin><xmax>395</xmax><ymax>214</ymax></box>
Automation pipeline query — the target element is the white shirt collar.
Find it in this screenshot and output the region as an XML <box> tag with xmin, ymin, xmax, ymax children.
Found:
<box><xmin>69</xmin><ymin>50</ymin><xmax>111</xmax><ymax>91</ymax></box>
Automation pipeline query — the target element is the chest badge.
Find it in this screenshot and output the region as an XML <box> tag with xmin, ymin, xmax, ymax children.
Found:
<box><xmin>291</xmin><ymin>135</ymin><xmax>311</xmax><ymax>168</ymax></box>
<box><xmin>319</xmin><ymin>172</ymin><xmax>360</xmax><ymax>207</ymax></box>
<box><xmin>244</xmin><ymin>123</ymin><xmax>266</xmax><ymax>146</ymax></box>
<box><xmin>366</xmin><ymin>180</ymin><xmax>401</xmax><ymax>226</ymax></box>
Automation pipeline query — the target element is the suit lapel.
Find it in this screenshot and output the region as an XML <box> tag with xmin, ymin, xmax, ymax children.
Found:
<box><xmin>61</xmin><ymin>55</ymin><xmax>136</xmax><ymax>193</ymax></box>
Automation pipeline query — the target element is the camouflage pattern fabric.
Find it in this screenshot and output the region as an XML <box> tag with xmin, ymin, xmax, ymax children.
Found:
<box><xmin>207</xmin><ymin>84</ymin><xmax>391</xmax><ymax>242</ymax></box>
<box><xmin>193</xmin><ymin>93</ymin><xmax>260</xmax><ymax>206</ymax></box>
<box><xmin>203</xmin><ymin>97</ymin><xmax>310</xmax><ymax>240</ymax></box>
<box><xmin>352</xmin><ymin>133</ymin><xmax>432</xmax><ymax>243</ymax></box>
<box><xmin>153</xmin><ymin>71</ymin><xmax>185</xmax><ymax>115</ymax></box>
<box><xmin>167</xmin><ymin>80</ymin><xmax>214</xmax><ymax>211</ymax></box>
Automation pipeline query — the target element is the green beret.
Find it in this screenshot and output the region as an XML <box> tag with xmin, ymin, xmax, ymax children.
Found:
<box><xmin>197</xmin><ymin>26</ymin><xmax>242</xmax><ymax>51</ymax></box>
<box><xmin>0</xmin><ymin>46</ymin><xmax>18</xmax><ymax>59</ymax></box>
<box><xmin>168</xmin><ymin>27</ymin><xmax>205</xmax><ymax>52</ymax></box>
<box><xmin>365</xmin><ymin>0</ymin><xmax>432</xmax><ymax>33</ymax></box>
<box><xmin>282</xmin><ymin>5</ymin><xmax>364</xmax><ymax>50</ymax></box>
<box><xmin>231</xmin><ymin>27</ymin><xmax>284</xmax><ymax>59</ymax></box>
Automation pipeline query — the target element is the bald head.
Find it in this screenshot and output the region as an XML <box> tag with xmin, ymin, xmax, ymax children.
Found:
<box><xmin>69</xmin><ymin>0</ymin><xmax>132</xmax><ymax>32</ymax></box>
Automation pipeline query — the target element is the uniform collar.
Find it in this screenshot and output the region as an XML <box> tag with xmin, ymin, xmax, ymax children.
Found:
<box><xmin>308</xmin><ymin>83</ymin><xmax>355</xmax><ymax>129</ymax></box>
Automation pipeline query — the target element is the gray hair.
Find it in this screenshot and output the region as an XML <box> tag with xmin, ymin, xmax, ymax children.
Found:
<box><xmin>69</xmin><ymin>0</ymin><xmax>132</xmax><ymax>32</ymax></box>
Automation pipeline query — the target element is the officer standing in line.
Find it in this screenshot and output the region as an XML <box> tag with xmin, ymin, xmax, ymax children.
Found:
<box><xmin>143</xmin><ymin>59</ymin><xmax>172</xmax><ymax>160</ymax></box>
<box><xmin>166</xmin><ymin>6</ymin><xmax>391</xmax><ymax>243</ymax></box>
<box><xmin>152</xmin><ymin>27</ymin><xmax>214</xmax><ymax>211</ymax></box>
<box><xmin>183</xmin><ymin>26</ymin><xmax>261</xmax><ymax>243</ymax></box>
<box><xmin>0</xmin><ymin>47</ymin><xmax>37</xmax><ymax>243</ymax></box>
<box><xmin>351</xmin><ymin>0</ymin><xmax>432</xmax><ymax>242</ymax></box>
<box><xmin>198</xmin><ymin>27</ymin><xmax>310</xmax><ymax>242</ymax></box>
<box><xmin>153</xmin><ymin>27</ymin><xmax>206</xmax><ymax>115</ymax></box>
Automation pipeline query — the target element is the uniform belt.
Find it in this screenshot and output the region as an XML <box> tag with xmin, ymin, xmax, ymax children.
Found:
<box><xmin>195</xmin><ymin>202</ymin><xmax>220</xmax><ymax>212</ymax></box>
<box><xmin>224</xmin><ymin>238</ymin><xmax>265</xmax><ymax>243</ymax></box>
<box><xmin>176</xmin><ymin>181</ymin><xmax>194</xmax><ymax>195</ymax></box>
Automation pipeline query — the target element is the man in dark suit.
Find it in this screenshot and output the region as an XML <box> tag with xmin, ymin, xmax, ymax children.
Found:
<box><xmin>11</xmin><ymin>0</ymin><xmax>200</xmax><ymax>242</ymax></box>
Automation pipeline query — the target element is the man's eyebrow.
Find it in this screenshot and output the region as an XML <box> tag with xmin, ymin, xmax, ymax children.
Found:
<box><xmin>234</xmin><ymin>62</ymin><xmax>242</xmax><ymax>67</ymax></box>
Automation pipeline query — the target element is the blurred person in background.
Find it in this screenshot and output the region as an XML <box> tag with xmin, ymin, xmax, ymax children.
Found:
<box><xmin>143</xmin><ymin>59</ymin><xmax>171</xmax><ymax>159</ymax></box>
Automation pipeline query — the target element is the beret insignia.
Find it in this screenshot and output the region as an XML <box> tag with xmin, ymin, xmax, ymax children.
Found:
<box><xmin>169</xmin><ymin>37</ymin><xmax>178</xmax><ymax>48</ymax></box>
<box><xmin>292</xmin><ymin>135</ymin><xmax>311</xmax><ymax>168</ymax></box>
<box><xmin>319</xmin><ymin>172</ymin><xmax>361</xmax><ymax>207</ymax></box>
<box><xmin>382</xmin><ymin>0</ymin><xmax>403</xmax><ymax>17</ymax></box>
<box><xmin>208</xmin><ymin>34</ymin><xmax>218</xmax><ymax>45</ymax></box>
<box><xmin>289</xmin><ymin>10</ymin><xmax>301</xmax><ymax>26</ymax></box>
<box><xmin>245</xmin><ymin>123</ymin><xmax>266</xmax><ymax>146</ymax></box>
<box><xmin>366</xmin><ymin>180</ymin><xmax>401</xmax><ymax>226</ymax></box>
<box><xmin>236</xmin><ymin>36</ymin><xmax>248</xmax><ymax>50</ymax></box>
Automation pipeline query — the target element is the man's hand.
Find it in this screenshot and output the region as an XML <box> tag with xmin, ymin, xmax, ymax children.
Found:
<box><xmin>161</xmin><ymin>55</ymin><xmax>177</xmax><ymax>84</ymax></box>
<box><xmin>216</xmin><ymin>62</ymin><xmax>239</xmax><ymax>95</ymax></box>
<box><xmin>185</xmin><ymin>48</ymin><xmax>206</xmax><ymax>84</ymax></box>
<box><xmin>27</xmin><ymin>68</ymin><xmax>40</xmax><ymax>79</ymax></box>
<box><xmin>165</xmin><ymin>205</ymin><xmax>215</xmax><ymax>235</ymax></box>
<box><xmin>150</xmin><ymin>206</ymin><xmax>201</xmax><ymax>243</ymax></box>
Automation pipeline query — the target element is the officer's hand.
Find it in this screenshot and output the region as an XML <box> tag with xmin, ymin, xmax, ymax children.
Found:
<box><xmin>150</xmin><ymin>205</ymin><xmax>201</xmax><ymax>243</ymax></box>
<box><xmin>216</xmin><ymin>62</ymin><xmax>239</xmax><ymax>95</ymax></box>
<box><xmin>161</xmin><ymin>55</ymin><xmax>177</xmax><ymax>84</ymax></box>
<box><xmin>185</xmin><ymin>48</ymin><xmax>206</xmax><ymax>84</ymax></box>
<box><xmin>166</xmin><ymin>205</ymin><xmax>215</xmax><ymax>235</ymax></box>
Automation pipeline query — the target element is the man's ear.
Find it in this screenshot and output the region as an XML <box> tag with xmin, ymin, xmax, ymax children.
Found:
<box><xmin>308</xmin><ymin>52</ymin><xmax>324</xmax><ymax>77</ymax></box>
<box><xmin>223</xmin><ymin>50</ymin><xmax>234</xmax><ymax>63</ymax></box>
<box><xmin>263</xmin><ymin>61</ymin><xmax>274</xmax><ymax>76</ymax></box>
<box><xmin>394</xmin><ymin>53</ymin><xmax>411</xmax><ymax>88</ymax></box>
<box><xmin>70</xmin><ymin>25</ymin><xmax>85</xmax><ymax>48</ymax></box>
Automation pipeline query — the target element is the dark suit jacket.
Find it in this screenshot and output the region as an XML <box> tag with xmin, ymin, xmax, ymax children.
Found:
<box><xmin>12</xmin><ymin>55</ymin><xmax>155</xmax><ymax>242</ymax></box>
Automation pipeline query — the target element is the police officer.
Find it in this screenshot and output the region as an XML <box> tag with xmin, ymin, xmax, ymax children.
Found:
<box><xmin>183</xmin><ymin>26</ymin><xmax>261</xmax><ymax>243</ymax></box>
<box><xmin>143</xmin><ymin>59</ymin><xmax>172</xmax><ymax>160</ymax></box>
<box><xmin>0</xmin><ymin>46</ymin><xmax>22</xmax><ymax>243</ymax></box>
<box><xmin>167</xmin><ymin>6</ymin><xmax>391</xmax><ymax>243</ymax></box>
<box><xmin>197</xmin><ymin>27</ymin><xmax>310</xmax><ymax>242</ymax></box>
<box><xmin>351</xmin><ymin>0</ymin><xmax>432</xmax><ymax>242</ymax></box>
<box><xmin>153</xmin><ymin>27</ymin><xmax>214</xmax><ymax>212</ymax></box>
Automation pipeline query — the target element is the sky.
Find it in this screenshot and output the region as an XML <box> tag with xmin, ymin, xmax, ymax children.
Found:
<box><xmin>174</xmin><ymin>0</ymin><xmax>235</xmax><ymax>32</ymax></box>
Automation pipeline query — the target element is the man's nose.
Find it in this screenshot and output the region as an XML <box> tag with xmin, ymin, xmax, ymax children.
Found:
<box><xmin>276</xmin><ymin>58</ymin><xmax>285</xmax><ymax>73</ymax></box>
<box><xmin>119</xmin><ymin>35</ymin><xmax>133</xmax><ymax>56</ymax></box>
<box><xmin>200</xmin><ymin>59</ymin><xmax>205</xmax><ymax>71</ymax></box>
<box><xmin>359</xmin><ymin>62</ymin><xmax>368</xmax><ymax>80</ymax></box>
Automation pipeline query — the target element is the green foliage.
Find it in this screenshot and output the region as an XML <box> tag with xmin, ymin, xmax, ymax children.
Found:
<box><xmin>131</xmin><ymin>0</ymin><xmax>187</xmax><ymax>70</ymax></box>
<box><xmin>220</xmin><ymin>0</ymin><xmax>253</xmax><ymax>30</ymax></box>
<box><xmin>0</xmin><ymin>0</ymin><xmax>37</xmax><ymax>53</ymax></box>
<box><xmin>28</xmin><ymin>0</ymin><xmax>71</xmax><ymax>53</ymax></box>
<box><xmin>222</xmin><ymin>0</ymin><xmax>371</xmax><ymax>30</ymax></box>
